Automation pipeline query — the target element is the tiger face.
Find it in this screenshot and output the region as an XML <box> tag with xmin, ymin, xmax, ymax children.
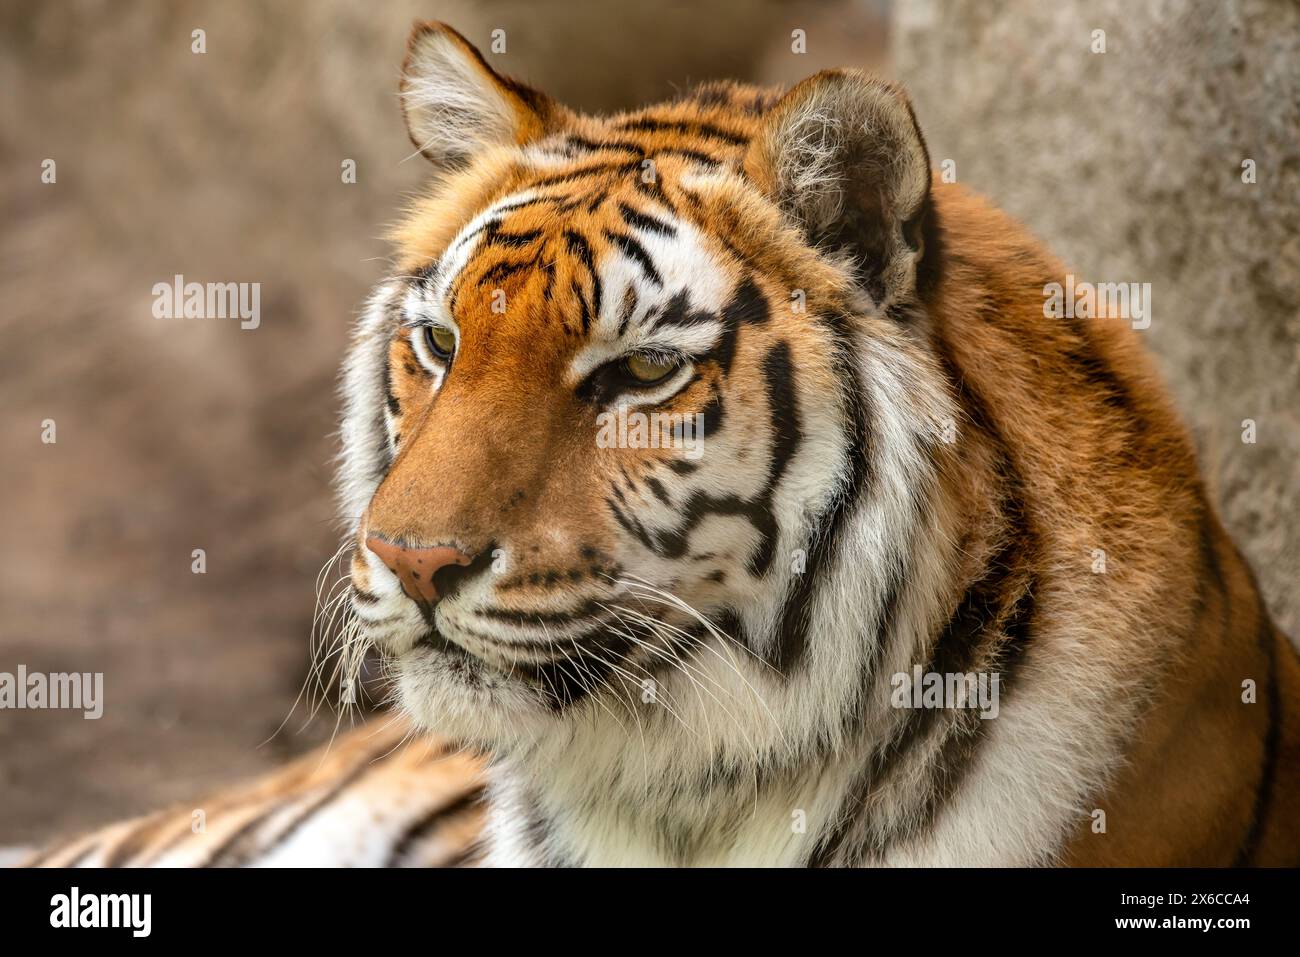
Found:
<box><xmin>341</xmin><ymin>23</ymin><xmax>948</xmax><ymax>763</ymax></box>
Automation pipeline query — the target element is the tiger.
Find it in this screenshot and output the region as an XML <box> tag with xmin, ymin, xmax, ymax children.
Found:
<box><xmin>25</xmin><ymin>20</ymin><xmax>1299</xmax><ymax>868</ymax></box>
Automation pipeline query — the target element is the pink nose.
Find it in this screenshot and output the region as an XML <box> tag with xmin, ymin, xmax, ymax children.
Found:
<box><xmin>365</xmin><ymin>537</ymin><xmax>474</xmax><ymax>605</ymax></box>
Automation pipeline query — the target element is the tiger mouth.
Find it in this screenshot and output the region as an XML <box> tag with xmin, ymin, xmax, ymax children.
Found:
<box><xmin>408</xmin><ymin>623</ymin><xmax>596</xmax><ymax>706</ymax></box>
<box><xmin>411</xmin><ymin>619</ymin><xmax>607</xmax><ymax>668</ymax></box>
<box><xmin>413</xmin><ymin>627</ymin><xmax>474</xmax><ymax>661</ymax></box>
<box><xmin>408</xmin><ymin>617</ymin><xmax>637</xmax><ymax>688</ymax></box>
<box><xmin>405</xmin><ymin>613</ymin><xmax>714</xmax><ymax>713</ymax></box>
<box><xmin>410</xmin><ymin>623</ymin><xmax>559</xmax><ymax>682</ymax></box>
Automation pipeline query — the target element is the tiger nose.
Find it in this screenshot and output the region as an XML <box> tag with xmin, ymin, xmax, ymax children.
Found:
<box><xmin>364</xmin><ymin>537</ymin><xmax>474</xmax><ymax>605</ymax></box>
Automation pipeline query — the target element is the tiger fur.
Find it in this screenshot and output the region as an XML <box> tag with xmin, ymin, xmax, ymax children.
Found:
<box><xmin>27</xmin><ymin>21</ymin><xmax>1299</xmax><ymax>868</ymax></box>
<box><xmin>24</xmin><ymin>718</ymin><xmax>485</xmax><ymax>868</ymax></box>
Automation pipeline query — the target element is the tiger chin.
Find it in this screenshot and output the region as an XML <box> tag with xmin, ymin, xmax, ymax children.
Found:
<box><xmin>32</xmin><ymin>21</ymin><xmax>1299</xmax><ymax>869</ymax></box>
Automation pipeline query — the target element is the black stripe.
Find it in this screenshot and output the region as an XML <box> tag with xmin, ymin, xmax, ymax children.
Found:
<box><xmin>385</xmin><ymin>786</ymin><xmax>486</xmax><ymax>867</ymax></box>
<box><xmin>651</xmin><ymin>146</ymin><xmax>722</xmax><ymax>166</ymax></box>
<box><xmin>501</xmin><ymin>196</ymin><xmax>555</xmax><ymax>215</ymax></box>
<box><xmin>1234</xmin><ymin>595</ymin><xmax>1281</xmax><ymax>866</ymax></box>
<box><xmin>619</xmin><ymin>463</ymin><xmax>639</xmax><ymax>494</ymax></box>
<box><xmin>841</xmin><ymin>547</ymin><xmax>910</xmax><ymax>737</ymax></box>
<box><xmin>382</xmin><ymin>341</ymin><xmax>400</xmax><ymax>416</ymax></box>
<box><xmin>616</xmin><ymin>284</ymin><xmax>640</xmax><ymax>337</ymax></box>
<box><xmin>541</xmin><ymin>255</ymin><xmax>556</xmax><ymax>301</ymax></box>
<box><xmin>132</xmin><ymin>783</ymin><xmax>297</xmax><ymax>867</ymax></box>
<box><xmin>352</xmin><ymin>585</ymin><xmax>380</xmax><ymax>606</ymax></box>
<box><xmin>532</xmin><ymin>654</ymin><xmax>595</xmax><ymax>712</ymax></box>
<box><xmin>681</xmin><ymin>81</ymin><xmax>735</xmax><ymax>107</ymax></box>
<box><xmin>645</xmin><ymin>476</ymin><xmax>672</xmax><ymax>506</ymax></box>
<box><xmin>646</xmin><ymin>289</ymin><xmax>716</xmax><ymax>334</ymax></box>
<box><xmin>530</xmin><ymin>639</ymin><xmax>631</xmax><ymax>714</ymax></box>
<box><xmin>1062</xmin><ymin>338</ymin><xmax>1133</xmax><ymax>415</ymax></box>
<box><xmin>446</xmin><ymin>219</ymin><xmax>494</xmax><ymax>253</ymax></box>
<box><xmin>603</xmin><ymin>228</ymin><xmax>663</xmax><ymax>287</ymax></box>
<box><xmin>712</xmin><ymin>275</ymin><xmax>768</xmax><ymax>377</ymax></box>
<box><xmin>750</xmin><ymin>341</ymin><xmax>802</xmax><ymax>577</ymax></box>
<box><xmin>440</xmin><ymin>836</ymin><xmax>489</xmax><ymax>868</ymax></box>
<box><xmin>616</xmin><ymin>116</ymin><xmax>748</xmax><ymax>145</ymax></box>
<box><xmin>608</xmin><ymin>495</ymin><xmax>657</xmax><ymax>551</ymax></box>
<box><xmin>681</xmin><ymin>379</ymin><xmax>721</xmax><ymax>436</ymax></box>
<box><xmin>809</xmin><ymin>529</ymin><xmax>1036</xmax><ymax>864</ymax></box>
<box><xmin>562</xmin><ymin>135</ymin><xmax>643</xmax><ymax>156</ymax></box>
<box><xmin>634</xmin><ymin>172</ymin><xmax>669</xmax><ymax>206</ymax></box>
<box><xmin>415</xmin><ymin>260</ymin><xmax>439</xmax><ymax>284</ymax></box>
<box><xmin>619</xmin><ymin>201</ymin><xmax>677</xmax><ymax>237</ymax></box>
<box><xmin>476</xmin><ymin>255</ymin><xmax>539</xmax><ymax>288</ymax></box>
<box><xmin>572</xmin><ymin>280</ymin><xmax>592</xmax><ymax>335</ymax></box>
<box><xmin>564</xmin><ymin>229</ymin><xmax>595</xmax><ymax>269</ymax></box>
<box><xmin>564</xmin><ymin>229</ymin><xmax>603</xmax><ymax>326</ymax></box>
<box><xmin>530</xmin><ymin>160</ymin><xmax>640</xmax><ymax>190</ymax></box>
<box><xmin>770</xmin><ymin>307</ymin><xmax>870</xmax><ymax>675</ymax></box>
<box><xmin>196</xmin><ymin>801</ymin><xmax>308</xmax><ymax>869</ymax></box>
<box><xmin>745</xmin><ymin>91</ymin><xmax>779</xmax><ymax>115</ymax></box>
<box><xmin>516</xmin><ymin>790</ymin><xmax>567</xmax><ymax>865</ymax></box>
<box><xmin>472</xmin><ymin>598</ymin><xmax>605</xmax><ymax>629</ymax></box>
<box><xmin>1196</xmin><ymin>503</ymin><xmax>1227</xmax><ymax>619</ymax></box>
<box><xmin>482</xmin><ymin>224</ymin><xmax>543</xmax><ymax>249</ymax></box>
<box><xmin>562</xmin><ymin>133</ymin><xmax>723</xmax><ymax>166</ymax></box>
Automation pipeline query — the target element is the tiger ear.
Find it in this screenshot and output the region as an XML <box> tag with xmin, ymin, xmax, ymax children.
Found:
<box><xmin>746</xmin><ymin>70</ymin><xmax>933</xmax><ymax>306</ymax></box>
<box><xmin>400</xmin><ymin>21</ymin><xmax>560</xmax><ymax>167</ymax></box>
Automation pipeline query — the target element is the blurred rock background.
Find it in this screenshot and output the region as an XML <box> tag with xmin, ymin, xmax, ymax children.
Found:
<box><xmin>0</xmin><ymin>0</ymin><xmax>1293</xmax><ymax>846</ymax></box>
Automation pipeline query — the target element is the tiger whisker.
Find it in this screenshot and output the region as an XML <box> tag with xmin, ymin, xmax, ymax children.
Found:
<box><xmin>605</xmin><ymin>613</ymin><xmax>721</xmax><ymax>746</ymax></box>
<box><xmin>614</xmin><ymin>574</ymin><xmax>781</xmax><ymax>673</ymax></box>
<box><xmin>604</xmin><ymin>605</ymin><xmax>768</xmax><ymax>767</ymax></box>
<box><xmin>594</xmin><ymin>608</ymin><xmax>699</xmax><ymax>722</ymax></box>
<box><xmin>613</xmin><ymin>578</ymin><xmax>795</xmax><ymax>761</ymax></box>
<box><xmin>264</xmin><ymin>539</ymin><xmax>355</xmax><ymax>749</ymax></box>
<box><xmin>577</xmin><ymin>632</ymin><xmax>701</xmax><ymax>741</ymax></box>
<box><xmin>597</xmin><ymin>602</ymin><xmax>729</xmax><ymax>724</ymax></box>
<box><xmin>604</xmin><ymin>603</ymin><xmax>759</xmax><ymax>735</ymax></box>
<box><xmin>541</xmin><ymin>622</ymin><xmax>632</xmax><ymax>737</ymax></box>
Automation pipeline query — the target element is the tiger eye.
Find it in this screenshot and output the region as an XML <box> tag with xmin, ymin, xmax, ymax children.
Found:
<box><xmin>423</xmin><ymin>325</ymin><xmax>456</xmax><ymax>359</ymax></box>
<box><xmin>624</xmin><ymin>354</ymin><xmax>676</xmax><ymax>384</ymax></box>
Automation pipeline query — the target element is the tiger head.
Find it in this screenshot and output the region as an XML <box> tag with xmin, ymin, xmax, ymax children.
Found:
<box><xmin>341</xmin><ymin>22</ymin><xmax>957</xmax><ymax>769</ymax></box>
